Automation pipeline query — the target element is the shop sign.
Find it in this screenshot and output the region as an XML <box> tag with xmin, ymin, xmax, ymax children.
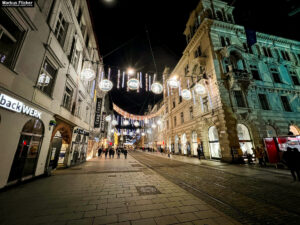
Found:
<box><xmin>94</xmin><ymin>98</ymin><xmax>102</xmax><ymax>128</ymax></box>
<box><xmin>127</xmin><ymin>79</ymin><xmax>139</xmax><ymax>90</ymax></box>
<box><xmin>0</xmin><ymin>93</ymin><xmax>42</xmax><ymax>119</ymax></box>
<box><xmin>100</xmin><ymin>112</ymin><xmax>106</xmax><ymax>133</ymax></box>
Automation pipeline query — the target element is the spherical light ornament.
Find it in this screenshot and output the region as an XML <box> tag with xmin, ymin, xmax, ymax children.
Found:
<box><xmin>117</xmin><ymin>132</ymin><xmax>121</xmax><ymax>136</ymax></box>
<box><xmin>123</xmin><ymin>131</ymin><xmax>127</xmax><ymax>135</ymax></box>
<box><xmin>151</xmin><ymin>123</ymin><xmax>157</xmax><ymax>128</ymax></box>
<box><xmin>81</xmin><ymin>61</ymin><xmax>96</xmax><ymax>81</ymax></box>
<box><xmin>112</xmin><ymin>120</ymin><xmax>118</xmax><ymax>126</ymax></box>
<box><xmin>111</xmin><ymin>129</ymin><xmax>115</xmax><ymax>133</ymax></box>
<box><xmin>129</xmin><ymin>132</ymin><xmax>133</xmax><ymax>136</ymax></box>
<box><xmin>99</xmin><ymin>79</ymin><xmax>113</xmax><ymax>92</ymax></box>
<box><xmin>127</xmin><ymin>78</ymin><xmax>139</xmax><ymax>90</ymax></box>
<box><xmin>105</xmin><ymin>115</ymin><xmax>112</xmax><ymax>122</ymax></box>
<box><xmin>141</xmin><ymin>132</ymin><xmax>146</xmax><ymax>136</ymax></box>
<box><xmin>151</xmin><ymin>82</ymin><xmax>163</xmax><ymax>94</ymax></box>
<box><xmin>167</xmin><ymin>78</ymin><xmax>179</xmax><ymax>88</ymax></box>
<box><xmin>134</xmin><ymin>121</ymin><xmax>139</xmax><ymax>127</ymax></box>
<box><xmin>127</xmin><ymin>68</ymin><xmax>135</xmax><ymax>75</ymax></box>
<box><xmin>181</xmin><ymin>89</ymin><xmax>192</xmax><ymax>100</ymax></box>
<box><xmin>136</xmin><ymin>129</ymin><xmax>140</xmax><ymax>134</ymax></box>
<box><xmin>144</xmin><ymin>119</ymin><xmax>149</xmax><ymax>124</ymax></box>
<box><xmin>157</xmin><ymin>120</ymin><xmax>162</xmax><ymax>125</ymax></box>
<box><xmin>194</xmin><ymin>83</ymin><xmax>206</xmax><ymax>95</ymax></box>
<box><xmin>123</xmin><ymin>119</ymin><xmax>129</xmax><ymax>126</ymax></box>
<box><xmin>147</xmin><ymin>129</ymin><xmax>152</xmax><ymax>134</ymax></box>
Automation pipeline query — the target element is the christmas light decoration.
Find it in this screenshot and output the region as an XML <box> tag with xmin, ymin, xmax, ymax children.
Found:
<box><xmin>127</xmin><ymin>78</ymin><xmax>139</xmax><ymax>90</ymax></box>
<box><xmin>181</xmin><ymin>89</ymin><xmax>192</xmax><ymax>100</ymax></box>
<box><xmin>151</xmin><ymin>82</ymin><xmax>163</xmax><ymax>94</ymax></box>
<box><xmin>81</xmin><ymin>61</ymin><xmax>96</xmax><ymax>81</ymax></box>
<box><xmin>99</xmin><ymin>79</ymin><xmax>113</xmax><ymax>92</ymax></box>
<box><xmin>194</xmin><ymin>83</ymin><xmax>206</xmax><ymax>95</ymax></box>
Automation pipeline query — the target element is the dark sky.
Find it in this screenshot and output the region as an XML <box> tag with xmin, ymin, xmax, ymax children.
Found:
<box><xmin>89</xmin><ymin>0</ymin><xmax>299</xmax><ymax>115</ymax></box>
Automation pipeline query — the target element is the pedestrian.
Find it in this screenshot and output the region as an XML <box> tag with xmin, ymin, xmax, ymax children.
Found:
<box><xmin>98</xmin><ymin>147</ymin><xmax>102</xmax><ymax>157</ymax></box>
<box><xmin>117</xmin><ymin>148</ymin><xmax>121</xmax><ymax>158</ymax></box>
<box><xmin>197</xmin><ymin>145</ymin><xmax>202</xmax><ymax>160</ymax></box>
<box><xmin>109</xmin><ymin>148</ymin><xmax>112</xmax><ymax>159</ymax></box>
<box><xmin>255</xmin><ymin>146</ymin><xmax>266</xmax><ymax>167</ymax></box>
<box><xmin>112</xmin><ymin>149</ymin><xmax>115</xmax><ymax>158</ymax></box>
<box><xmin>124</xmin><ymin>149</ymin><xmax>128</xmax><ymax>159</ymax></box>
<box><xmin>282</xmin><ymin>147</ymin><xmax>300</xmax><ymax>182</ymax></box>
<box><xmin>105</xmin><ymin>149</ymin><xmax>108</xmax><ymax>159</ymax></box>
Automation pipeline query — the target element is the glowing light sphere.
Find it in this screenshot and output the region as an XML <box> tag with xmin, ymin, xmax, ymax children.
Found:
<box><xmin>144</xmin><ymin>119</ymin><xmax>149</xmax><ymax>124</ymax></box>
<box><xmin>167</xmin><ymin>78</ymin><xmax>179</xmax><ymax>88</ymax></box>
<box><xmin>141</xmin><ymin>132</ymin><xmax>146</xmax><ymax>136</ymax></box>
<box><xmin>151</xmin><ymin>82</ymin><xmax>163</xmax><ymax>94</ymax></box>
<box><xmin>181</xmin><ymin>89</ymin><xmax>192</xmax><ymax>100</ymax></box>
<box><xmin>194</xmin><ymin>83</ymin><xmax>206</xmax><ymax>95</ymax></box>
<box><xmin>127</xmin><ymin>78</ymin><xmax>139</xmax><ymax>90</ymax></box>
<box><xmin>123</xmin><ymin>119</ymin><xmax>129</xmax><ymax>126</ymax></box>
<box><xmin>151</xmin><ymin>123</ymin><xmax>157</xmax><ymax>128</ymax></box>
<box><xmin>129</xmin><ymin>132</ymin><xmax>133</xmax><ymax>136</ymax></box>
<box><xmin>147</xmin><ymin>129</ymin><xmax>152</xmax><ymax>134</ymax></box>
<box><xmin>127</xmin><ymin>68</ymin><xmax>135</xmax><ymax>75</ymax></box>
<box><xmin>134</xmin><ymin>121</ymin><xmax>139</xmax><ymax>127</ymax></box>
<box><xmin>117</xmin><ymin>132</ymin><xmax>121</xmax><ymax>136</ymax></box>
<box><xmin>105</xmin><ymin>115</ymin><xmax>112</xmax><ymax>122</ymax></box>
<box><xmin>99</xmin><ymin>79</ymin><xmax>113</xmax><ymax>92</ymax></box>
<box><xmin>157</xmin><ymin>120</ymin><xmax>162</xmax><ymax>125</ymax></box>
<box><xmin>136</xmin><ymin>129</ymin><xmax>140</xmax><ymax>134</ymax></box>
<box><xmin>123</xmin><ymin>131</ymin><xmax>127</xmax><ymax>135</ymax></box>
<box><xmin>81</xmin><ymin>61</ymin><xmax>96</xmax><ymax>81</ymax></box>
<box><xmin>111</xmin><ymin>129</ymin><xmax>115</xmax><ymax>133</ymax></box>
<box><xmin>112</xmin><ymin>120</ymin><xmax>118</xmax><ymax>126</ymax></box>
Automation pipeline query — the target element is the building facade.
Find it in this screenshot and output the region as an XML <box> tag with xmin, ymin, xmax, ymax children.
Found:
<box><xmin>163</xmin><ymin>0</ymin><xmax>300</xmax><ymax>162</ymax></box>
<box><xmin>0</xmin><ymin>0</ymin><xmax>106</xmax><ymax>188</ymax></box>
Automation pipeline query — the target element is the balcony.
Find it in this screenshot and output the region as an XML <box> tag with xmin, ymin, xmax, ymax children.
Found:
<box><xmin>192</xmin><ymin>55</ymin><xmax>206</xmax><ymax>67</ymax></box>
<box><xmin>226</xmin><ymin>68</ymin><xmax>253</xmax><ymax>90</ymax></box>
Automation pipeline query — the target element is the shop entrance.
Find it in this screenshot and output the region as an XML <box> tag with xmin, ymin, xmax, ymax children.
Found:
<box><xmin>208</xmin><ymin>126</ymin><xmax>221</xmax><ymax>159</ymax></box>
<box><xmin>237</xmin><ymin>124</ymin><xmax>253</xmax><ymax>155</ymax></box>
<box><xmin>8</xmin><ymin>119</ymin><xmax>44</xmax><ymax>182</ymax></box>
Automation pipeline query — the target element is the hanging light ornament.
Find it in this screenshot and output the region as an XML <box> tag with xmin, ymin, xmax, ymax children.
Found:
<box><xmin>127</xmin><ymin>78</ymin><xmax>140</xmax><ymax>90</ymax></box>
<box><xmin>136</xmin><ymin>129</ymin><xmax>140</xmax><ymax>134</ymax></box>
<box><xmin>81</xmin><ymin>61</ymin><xmax>96</xmax><ymax>81</ymax></box>
<box><xmin>134</xmin><ymin>121</ymin><xmax>139</xmax><ymax>127</ymax></box>
<box><xmin>151</xmin><ymin>123</ymin><xmax>157</xmax><ymax>128</ymax></box>
<box><xmin>123</xmin><ymin>119</ymin><xmax>129</xmax><ymax>126</ymax></box>
<box><xmin>151</xmin><ymin>82</ymin><xmax>163</xmax><ymax>94</ymax></box>
<box><xmin>123</xmin><ymin>130</ymin><xmax>127</xmax><ymax>135</ymax></box>
<box><xmin>181</xmin><ymin>89</ymin><xmax>192</xmax><ymax>100</ymax></box>
<box><xmin>105</xmin><ymin>115</ymin><xmax>112</xmax><ymax>122</ymax></box>
<box><xmin>167</xmin><ymin>76</ymin><xmax>180</xmax><ymax>89</ymax></box>
<box><xmin>157</xmin><ymin>119</ymin><xmax>162</xmax><ymax>125</ymax></box>
<box><xmin>194</xmin><ymin>83</ymin><xmax>206</xmax><ymax>95</ymax></box>
<box><xmin>147</xmin><ymin>129</ymin><xmax>152</xmax><ymax>134</ymax></box>
<box><xmin>144</xmin><ymin>118</ymin><xmax>149</xmax><ymax>124</ymax></box>
<box><xmin>99</xmin><ymin>79</ymin><xmax>113</xmax><ymax>92</ymax></box>
<box><xmin>112</xmin><ymin>119</ymin><xmax>118</xmax><ymax>126</ymax></box>
<box><xmin>141</xmin><ymin>132</ymin><xmax>146</xmax><ymax>136</ymax></box>
<box><xmin>111</xmin><ymin>129</ymin><xmax>115</xmax><ymax>133</ymax></box>
<box><xmin>129</xmin><ymin>131</ymin><xmax>133</xmax><ymax>136</ymax></box>
<box><xmin>117</xmin><ymin>132</ymin><xmax>121</xmax><ymax>136</ymax></box>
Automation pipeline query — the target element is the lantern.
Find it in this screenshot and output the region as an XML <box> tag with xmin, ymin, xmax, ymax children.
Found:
<box><xmin>99</xmin><ymin>79</ymin><xmax>113</xmax><ymax>92</ymax></box>
<box><xmin>81</xmin><ymin>61</ymin><xmax>96</xmax><ymax>81</ymax></box>
<box><xmin>123</xmin><ymin>119</ymin><xmax>129</xmax><ymax>126</ymax></box>
<box><xmin>105</xmin><ymin>115</ymin><xmax>112</xmax><ymax>122</ymax></box>
<box><xmin>127</xmin><ymin>78</ymin><xmax>139</xmax><ymax>90</ymax></box>
<box><xmin>194</xmin><ymin>83</ymin><xmax>206</xmax><ymax>95</ymax></box>
<box><xmin>112</xmin><ymin>119</ymin><xmax>118</xmax><ymax>126</ymax></box>
<box><xmin>151</xmin><ymin>82</ymin><xmax>163</xmax><ymax>94</ymax></box>
<box><xmin>141</xmin><ymin>132</ymin><xmax>146</xmax><ymax>136</ymax></box>
<box><xmin>134</xmin><ymin>121</ymin><xmax>139</xmax><ymax>127</ymax></box>
<box><xmin>181</xmin><ymin>89</ymin><xmax>192</xmax><ymax>100</ymax></box>
<box><xmin>167</xmin><ymin>77</ymin><xmax>179</xmax><ymax>88</ymax></box>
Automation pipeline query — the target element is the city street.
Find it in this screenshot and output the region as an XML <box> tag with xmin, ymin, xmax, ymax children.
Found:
<box><xmin>0</xmin><ymin>154</ymin><xmax>238</xmax><ymax>225</ymax></box>
<box><xmin>130</xmin><ymin>151</ymin><xmax>300</xmax><ymax>225</ymax></box>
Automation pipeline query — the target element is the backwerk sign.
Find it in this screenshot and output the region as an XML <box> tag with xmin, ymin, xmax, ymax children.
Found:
<box><xmin>0</xmin><ymin>93</ymin><xmax>42</xmax><ymax>119</ymax></box>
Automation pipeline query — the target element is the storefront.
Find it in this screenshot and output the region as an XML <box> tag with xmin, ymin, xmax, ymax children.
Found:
<box><xmin>237</xmin><ymin>124</ymin><xmax>253</xmax><ymax>155</ymax></box>
<box><xmin>191</xmin><ymin>131</ymin><xmax>198</xmax><ymax>156</ymax></box>
<box><xmin>181</xmin><ymin>133</ymin><xmax>187</xmax><ymax>155</ymax></box>
<box><xmin>70</xmin><ymin>128</ymin><xmax>89</xmax><ymax>165</ymax></box>
<box><xmin>208</xmin><ymin>126</ymin><xmax>222</xmax><ymax>159</ymax></box>
<box><xmin>174</xmin><ymin>135</ymin><xmax>179</xmax><ymax>153</ymax></box>
<box><xmin>0</xmin><ymin>92</ymin><xmax>53</xmax><ymax>188</ymax></box>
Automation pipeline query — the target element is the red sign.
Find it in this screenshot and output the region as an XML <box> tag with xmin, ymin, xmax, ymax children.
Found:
<box><xmin>264</xmin><ymin>138</ymin><xmax>279</xmax><ymax>164</ymax></box>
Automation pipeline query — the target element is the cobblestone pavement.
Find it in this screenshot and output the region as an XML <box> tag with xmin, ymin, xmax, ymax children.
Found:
<box><xmin>130</xmin><ymin>151</ymin><xmax>300</xmax><ymax>225</ymax></box>
<box><xmin>0</xmin><ymin>155</ymin><xmax>238</xmax><ymax>225</ymax></box>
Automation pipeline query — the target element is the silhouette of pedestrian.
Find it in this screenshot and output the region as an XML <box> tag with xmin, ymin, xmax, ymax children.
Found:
<box><xmin>197</xmin><ymin>145</ymin><xmax>201</xmax><ymax>160</ymax></box>
<box><xmin>98</xmin><ymin>147</ymin><xmax>102</xmax><ymax>157</ymax></box>
<box><xmin>112</xmin><ymin>149</ymin><xmax>115</xmax><ymax>158</ymax></box>
<box><xmin>117</xmin><ymin>148</ymin><xmax>121</xmax><ymax>158</ymax></box>
<box><xmin>124</xmin><ymin>149</ymin><xmax>128</xmax><ymax>159</ymax></box>
<box><xmin>104</xmin><ymin>149</ymin><xmax>108</xmax><ymax>159</ymax></box>
<box><xmin>282</xmin><ymin>147</ymin><xmax>300</xmax><ymax>181</ymax></box>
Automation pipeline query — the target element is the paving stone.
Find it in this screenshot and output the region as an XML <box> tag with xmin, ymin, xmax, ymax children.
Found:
<box><xmin>194</xmin><ymin>210</ymin><xmax>221</xmax><ymax>219</ymax></box>
<box><xmin>164</xmin><ymin>201</ymin><xmax>183</xmax><ymax>208</ymax></box>
<box><xmin>94</xmin><ymin>215</ymin><xmax>118</xmax><ymax>225</ymax></box>
<box><xmin>175</xmin><ymin>212</ymin><xmax>199</xmax><ymax>222</ymax></box>
<box><xmin>159</xmin><ymin>207</ymin><xmax>181</xmax><ymax>216</ymax></box>
<box><xmin>67</xmin><ymin>218</ymin><xmax>94</xmax><ymax>225</ymax></box>
<box><xmin>131</xmin><ymin>218</ymin><xmax>157</xmax><ymax>225</ymax></box>
<box><xmin>192</xmin><ymin>218</ymin><xmax>219</xmax><ymax>225</ymax></box>
<box><xmin>155</xmin><ymin>215</ymin><xmax>180</xmax><ymax>225</ymax></box>
<box><xmin>84</xmin><ymin>209</ymin><xmax>106</xmax><ymax>218</ymax></box>
<box><xmin>107</xmin><ymin>207</ymin><xmax>128</xmax><ymax>215</ymax></box>
<box><xmin>140</xmin><ymin>209</ymin><xmax>162</xmax><ymax>218</ymax></box>
<box><xmin>118</xmin><ymin>212</ymin><xmax>141</xmax><ymax>222</ymax></box>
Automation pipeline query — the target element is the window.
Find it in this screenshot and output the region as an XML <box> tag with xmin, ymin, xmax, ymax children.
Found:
<box><xmin>54</xmin><ymin>12</ymin><xmax>68</xmax><ymax>47</ymax></box>
<box><xmin>77</xmin><ymin>8</ymin><xmax>82</xmax><ymax>22</ymax></box>
<box><xmin>62</xmin><ymin>84</ymin><xmax>73</xmax><ymax>110</ymax></box>
<box><xmin>180</xmin><ymin>112</ymin><xmax>184</xmax><ymax>124</ymax></box>
<box><xmin>216</xmin><ymin>11</ymin><xmax>224</xmax><ymax>21</ymax></box>
<box><xmin>250</xmin><ymin>65</ymin><xmax>261</xmax><ymax>80</ymax></box>
<box><xmin>280</xmin><ymin>96</ymin><xmax>292</xmax><ymax>112</ymax></box>
<box><xmin>281</xmin><ymin>50</ymin><xmax>291</xmax><ymax>61</ymax></box>
<box><xmin>262</xmin><ymin>47</ymin><xmax>273</xmax><ymax>58</ymax></box>
<box><xmin>290</xmin><ymin>71</ymin><xmax>300</xmax><ymax>85</ymax></box>
<box><xmin>37</xmin><ymin>59</ymin><xmax>57</xmax><ymax>96</ymax></box>
<box><xmin>174</xmin><ymin>116</ymin><xmax>177</xmax><ymax>127</ymax></box>
<box><xmin>184</xmin><ymin>64</ymin><xmax>189</xmax><ymax>75</ymax></box>
<box><xmin>76</xmin><ymin>98</ymin><xmax>82</xmax><ymax>118</ymax></box>
<box><xmin>258</xmin><ymin>94</ymin><xmax>270</xmax><ymax>110</ymax></box>
<box><xmin>0</xmin><ymin>9</ymin><xmax>24</xmax><ymax>68</ymax></box>
<box><xmin>194</xmin><ymin>46</ymin><xmax>202</xmax><ymax>58</ymax></box>
<box><xmin>172</xmin><ymin>100</ymin><xmax>176</xmax><ymax>108</ymax></box>
<box><xmin>243</xmin><ymin>43</ymin><xmax>249</xmax><ymax>53</ymax></box>
<box><xmin>270</xmin><ymin>68</ymin><xmax>281</xmax><ymax>83</ymax></box>
<box><xmin>255</xmin><ymin>45</ymin><xmax>261</xmax><ymax>56</ymax></box>
<box><xmin>227</xmin><ymin>14</ymin><xmax>233</xmax><ymax>23</ymax></box>
<box><xmin>85</xmin><ymin>34</ymin><xmax>89</xmax><ymax>49</ymax></box>
<box><xmin>179</xmin><ymin>95</ymin><xmax>182</xmax><ymax>104</ymax></box>
<box><xmin>189</xmin><ymin>106</ymin><xmax>193</xmax><ymax>119</ymax></box>
<box><xmin>234</xmin><ymin>90</ymin><xmax>246</xmax><ymax>107</ymax></box>
<box><xmin>167</xmin><ymin>120</ymin><xmax>169</xmax><ymax>129</ymax></box>
<box><xmin>226</xmin><ymin>38</ymin><xmax>231</xmax><ymax>46</ymax></box>
<box><xmin>221</xmin><ymin>36</ymin><xmax>226</xmax><ymax>47</ymax></box>
<box><xmin>70</xmin><ymin>38</ymin><xmax>80</xmax><ymax>70</ymax></box>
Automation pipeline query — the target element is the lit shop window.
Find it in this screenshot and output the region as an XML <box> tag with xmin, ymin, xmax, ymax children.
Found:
<box><xmin>37</xmin><ymin>59</ymin><xmax>57</xmax><ymax>96</ymax></box>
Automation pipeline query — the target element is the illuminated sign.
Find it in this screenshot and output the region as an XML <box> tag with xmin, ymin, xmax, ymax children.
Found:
<box><xmin>127</xmin><ymin>79</ymin><xmax>139</xmax><ymax>90</ymax></box>
<box><xmin>181</xmin><ymin>89</ymin><xmax>192</xmax><ymax>100</ymax></box>
<box><xmin>0</xmin><ymin>93</ymin><xmax>42</xmax><ymax>118</ymax></box>
<box><xmin>151</xmin><ymin>82</ymin><xmax>163</xmax><ymax>94</ymax></box>
<box><xmin>99</xmin><ymin>79</ymin><xmax>113</xmax><ymax>92</ymax></box>
<box><xmin>194</xmin><ymin>83</ymin><xmax>206</xmax><ymax>95</ymax></box>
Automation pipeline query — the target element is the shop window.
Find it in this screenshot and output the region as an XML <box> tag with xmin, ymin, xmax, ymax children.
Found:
<box><xmin>250</xmin><ymin>65</ymin><xmax>261</xmax><ymax>80</ymax></box>
<box><xmin>280</xmin><ymin>96</ymin><xmax>292</xmax><ymax>112</ymax></box>
<box><xmin>289</xmin><ymin>70</ymin><xmax>300</xmax><ymax>85</ymax></box>
<box><xmin>76</xmin><ymin>98</ymin><xmax>82</xmax><ymax>118</ymax></box>
<box><xmin>208</xmin><ymin>126</ymin><xmax>221</xmax><ymax>158</ymax></box>
<box><xmin>270</xmin><ymin>68</ymin><xmax>282</xmax><ymax>83</ymax></box>
<box><xmin>237</xmin><ymin>124</ymin><xmax>253</xmax><ymax>155</ymax></box>
<box><xmin>36</xmin><ymin>58</ymin><xmax>57</xmax><ymax>96</ymax></box>
<box><xmin>69</xmin><ymin>37</ymin><xmax>80</xmax><ymax>71</ymax></box>
<box><xmin>54</xmin><ymin>12</ymin><xmax>68</xmax><ymax>47</ymax></box>
<box><xmin>180</xmin><ymin>112</ymin><xmax>184</xmax><ymax>124</ymax></box>
<box><xmin>62</xmin><ymin>84</ymin><xmax>73</xmax><ymax>110</ymax></box>
<box><xmin>0</xmin><ymin>9</ymin><xmax>24</xmax><ymax>68</ymax></box>
<box><xmin>234</xmin><ymin>90</ymin><xmax>246</xmax><ymax>107</ymax></box>
<box><xmin>189</xmin><ymin>106</ymin><xmax>193</xmax><ymax>119</ymax></box>
<box><xmin>258</xmin><ymin>94</ymin><xmax>270</xmax><ymax>110</ymax></box>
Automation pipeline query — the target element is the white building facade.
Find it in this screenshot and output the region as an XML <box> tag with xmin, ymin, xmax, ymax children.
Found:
<box><xmin>0</xmin><ymin>0</ymin><xmax>104</xmax><ymax>188</ymax></box>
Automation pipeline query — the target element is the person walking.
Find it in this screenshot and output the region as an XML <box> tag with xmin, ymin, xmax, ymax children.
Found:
<box><xmin>98</xmin><ymin>147</ymin><xmax>102</xmax><ymax>157</ymax></box>
<box><xmin>112</xmin><ymin>149</ymin><xmax>115</xmax><ymax>158</ymax></box>
<box><xmin>117</xmin><ymin>148</ymin><xmax>121</xmax><ymax>158</ymax></box>
<box><xmin>109</xmin><ymin>148</ymin><xmax>112</xmax><ymax>159</ymax></box>
<box><xmin>105</xmin><ymin>149</ymin><xmax>108</xmax><ymax>159</ymax></box>
<box><xmin>255</xmin><ymin>146</ymin><xmax>266</xmax><ymax>167</ymax></box>
<box><xmin>197</xmin><ymin>145</ymin><xmax>201</xmax><ymax>160</ymax></box>
<box><xmin>282</xmin><ymin>147</ymin><xmax>300</xmax><ymax>182</ymax></box>
<box><xmin>124</xmin><ymin>149</ymin><xmax>128</xmax><ymax>159</ymax></box>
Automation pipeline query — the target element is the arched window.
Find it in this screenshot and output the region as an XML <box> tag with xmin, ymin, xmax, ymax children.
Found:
<box><xmin>181</xmin><ymin>133</ymin><xmax>187</xmax><ymax>155</ymax></box>
<box><xmin>8</xmin><ymin>119</ymin><xmax>44</xmax><ymax>182</ymax></box>
<box><xmin>227</xmin><ymin>14</ymin><xmax>233</xmax><ymax>23</ymax></box>
<box><xmin>205</xmin><ymin>9</ymin><xmax>213</xmax><ymax>19</ymax></box>
<box><xmin>192</xmin><ymin>131</ymin><xmax>198</xmax><ymax>155</ymax></box>
<box><xmin>237</xmin><ymin>124</ymin><xmax>253</xmax><ymax>155</ymax></box>
<box><xmin>174</xmin><ymin>135</ymin><xmax>179</xmax><ymax>153</ymax></box>
<box><xmin>221</xmin><ymin>36</ymin><xmax>226</xmax><ymax>47</ymax></box>
<box><xmin>216</xmin><ymin>11</ymin><xmax>224</xmax><ymax>21</ymax></box>
<box><xmin>208</xmin><ymin>126</ymin><xmax>221</xmax><ymax>158</ymax></box>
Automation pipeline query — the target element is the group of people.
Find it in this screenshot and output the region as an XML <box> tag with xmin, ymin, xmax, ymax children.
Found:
<box><xmin>97</xmin><ymin>147</ymin><xmax>128</xmax><ymax>159</ymax></box>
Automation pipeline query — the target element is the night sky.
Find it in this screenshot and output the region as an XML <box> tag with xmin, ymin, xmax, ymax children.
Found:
<box><xmin>89</xmin><ymin>0</ymin><xmax>300</xmax><ymax>115</ymax></box>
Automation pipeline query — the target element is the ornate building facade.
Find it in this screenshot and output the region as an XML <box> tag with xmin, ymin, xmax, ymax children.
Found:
<box><xmin>162</xmin><ymin>0</ymin><xmax>300</xmax><ymax>162</ymax></box>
